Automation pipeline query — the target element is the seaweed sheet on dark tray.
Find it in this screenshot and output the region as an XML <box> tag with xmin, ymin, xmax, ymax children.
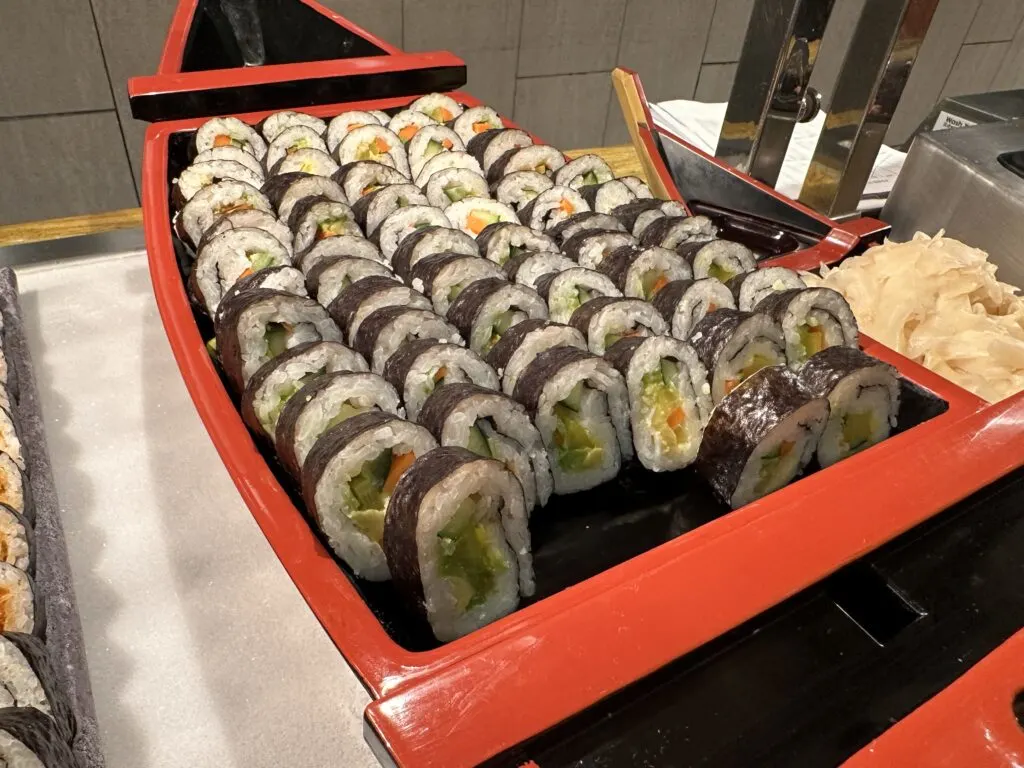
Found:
<box><xmin>0</xmin><ymin>268</ymin><xmax>104</xmax><ymax>767</ymax></box>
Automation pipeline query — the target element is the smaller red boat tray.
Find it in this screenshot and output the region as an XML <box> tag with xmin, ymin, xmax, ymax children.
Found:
<box><xmin>142</xmin><ymin>93</ymin><xmax>1024</xmax><ymax>767</ymax></box>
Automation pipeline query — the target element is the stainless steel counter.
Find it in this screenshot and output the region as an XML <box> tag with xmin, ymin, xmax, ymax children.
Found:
<box><xmin>15</xmin><ymin>244</ymin><xmax>378</xmax><ymax>767</ymax></box>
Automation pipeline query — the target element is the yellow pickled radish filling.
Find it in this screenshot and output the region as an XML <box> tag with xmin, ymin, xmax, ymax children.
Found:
<box><xmin>342</xmin><ymin>448</ymin><xmax>415</xmax><ymax>543</ymax></box>
<box><xmin>437</xmin><ymin>494</ymin><xmax>508</xmax><ymax>612</ymax></box>
<box><xmin>841</xmin><ymin>409</ymin><xmax>876</xmax><ymax>452</ymax></box>
<box><xmin>552</xmin><ymin>383</ymin><xmax>604</xmax><ymax>471</ymax></box>
<box><xmin>641</xmin><ymin>362</ymin><xmax>687</xmax><ymax>456</ymax></box>
<box><xmin>797</xmin><ymin>315</ymin><xmax>828</xmax><ymax>359</ymax></box>
<box><xmin>754</xmin><ymin>439</ymin><xmax>800</xmax><ymax>496</ymax></box>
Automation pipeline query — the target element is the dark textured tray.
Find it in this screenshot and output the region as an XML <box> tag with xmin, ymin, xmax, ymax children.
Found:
<box><xmin>0</xmin><ymin>268</ymin><xmax>104</xmax><ymax>768</ymax></box>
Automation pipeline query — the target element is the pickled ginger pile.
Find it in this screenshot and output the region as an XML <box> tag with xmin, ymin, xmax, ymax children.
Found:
<box><xmin>806</xmin><ymin>231</ymin><xmax>1024</xmax><ymax>403</ymax></box>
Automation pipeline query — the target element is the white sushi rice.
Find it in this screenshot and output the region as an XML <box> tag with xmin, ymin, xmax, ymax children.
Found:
<box><xmin>619</xmin><ymin>176</ymin><xmax>653</xmax><ymax>199</ymax></box>
<box><xmin>466</xmin><ymin>284</ymin><xmax>549</xmax><ymax>355</ymax></box>
<box><xmin>816</xmin><ymin>365</ymin><xmax>900</xmax><ymax>468</ymax></box>
<box><xmin>452</xmin><ymin>106</ymin><xmax>504</xmax><ymax>144</ymax></box>
<box><xmin>300</xmin><ymin>235</ymin><xmax>386</xmax><ymax>275</ymax></box>
<box><xmin>347</xmin><ymin>288</ymin><xmax>432</xmax><ymax>345</ymax></box>
<box><xmin>369</xmin><ymin>311</ymin><xmax>463</xmax><ymax>374</ymax></box>
<box><xmin>546</xmin><ymin>268</ymin><xmax>623</xmax><ymax>324</ymax></box>
<box><xmin>0</xmin><ymin>563</ymin><xmax>35</xmax><ymax>633</ymax></box>
<box><xmin>423</xmin><ymin>167</ymin><xmax>489</xmax><ymax>209</ymax></box>
<box><xmin>400</xmin><ymin>345</ymin><xmax>499</xmax><ymax>421</ymax></box>
<box><xmin>376</xmin><ymin>206</ymin><xmax>452</xmax><ymax>261</ymax></box>
<box><xmin>586</xmin><ymin>179</ymin><xmax>636</xmax><ymax>214</ymax></box>
<box><xmin>497</xmin><ymin>145</ymin><xmax>565</xmax><ymax>178</ymax></box>
<box><xmin>521</xmin><ymin>185</ymin><xmax>589</xmax><ymax>231</ymax></box>
<box><xmin>689</xmin><ymin>240</ymin><xmax>757</xmax><ymax>281</ymax></box>
<box><xmin>245</xmin><ymin>266</ymin><xmax>307</xmax><ymax>298</ymax></box>
<box><xmin>292</xmin><ymin>201</ymin><xmax>360</xmax><ymax>254</ymax></box>
<box><xmin>479</xmin><ymin>129</ymin><xmax>532</xmax><ymax>172</ymax></box>
<box><xmin>494</xmin><ymin>171</ymin><xmax>555</xmax><ymax>211</ymax></box>
<box><xmin>193</xmin><ymin>146</ymin><xmax>265</xmax><ymax>179</ymax></box>
<box><xmin>399</xmin><ymin>227</ymin><xmax>479</xmax><ymax>276</ymax></box>
<box><xmin>422</xmin><ymin>258</ymin><xmax>503</xmax><ymax>316</ymax></box>
<box><xmin>360</xmin><ymin>182</ymin><xmax>429</xmax><ymax>234</ymax></box>
<box><xmin>554</xmin><ymin>154</ymin><xmax>614</xmax><ymax>189</ymax></box>
<box><xmin>0</xmin><ymin>412</ymin><xmax>23</xmax><ymax>474</ymax></box>
<box><xmin>509</xmin><ymin>252</ymin><xmax>575</xmax><ymax>290</ymax></box>
<box><xmin>408</xmin><ymin>125</ymin><xmax>465</xmax><ymax>180</ymax></box>
<box><xmin>734</xmin><ymin>266</ymin><xmax>805</xmax><ymax>311</ymax></box>
<box><xmin>574</xmin><ymin>232</ymin><xmax>636</xmax><ymax>270</ymax></box>
<box><xmin>314</xmin><ymin>258</ymin><xmax>393</xmax><ymax>307</ymax></box>
<box><xmin>480</xmin><ymin>223</ymin><xmax>558</xmax><ymax>266</ymax></box>
<box><xmin>446</xmin><ymin>198</ymin><xmax>519</xmax><ymax>239</ymax></box>
<box><xmin>261</xmin><ymin>110</ymin><xmax>326</xmax><ymax>143</ymax></box>
<box><xmin>578</xmin><ymin>300</ymin><xmax>667</xmax><ymax>355</ymax></box>
<box><xmin>202</xmin><ymin>209</ymin><xmax>292</xmax><ymax>258</ymax></box>
<box><xmin>326</xmin><ymin>110</ymin><xmax>384</xmax><ymax>153</ymax></box>
<box><xmin>176</xmin><ymin>160</ymin><xmax>263</xmax><ymax>204</ymax></box>
<box><xmin>699</xmin><ymin>315</ymin><xmax>785</xmax><ymax>403</ymax></box>
<box><xmin>272</xmin><ymin>147</ymin><xmax>339</xmax><ymax>177</ymax></box>
<box><xmin>0</xmin><ymin>637</ymin><xmax>50</xmax><ymax>716</ymax></box>
<box><xmin>264</xmin><ymin>125</ymin><xmax>329</xmax><ymax>172</ymax></box>
<box><xmin>621</xmin><ymin>246</ymin><xmax>692</xmax><ymax>299</ymax></box>
<box><xmin>498</xmin><ymin>325</ymin><xmax>587</xmax><ymax>396</ymax></box>
<box><xmin>195</xmin><ymin>116</ymin><xmax>267</xmax><ymax>159</ymax></box>
<box><xmin>387</xmin><ymin>110</ymin><xmax>438</xmax><ymax>145</ymax></box>
<box><xmin>670</xmin><ymin>279</ymin><xmax>736</xmax><ymax>339</ymax></box>
<box><xmin>337</xmin><ymin>126</ymin><xmax>411</xmax><ymax>177</ymax></box>
<box><xmin>277</xmin><ymin>176</ymin><xmax>347</xmax><ymax>224</ymax></box>
<box><xmin>194</xmin><ymin>227</ymin><xmax>291</xmax><ymax>314</ymax></box>
<box><xmin>179</xmin><ymin>181</ymin><xmax>271</xmax><ymax>246</ymax></box>
<box><xmin>236</xmin><ymin>300</ymin><xmax>343</xmax><ymax>385</ymax></box>
<box><xmin>409</xmin><ymin>92</ymin><xmax>464</xmax><ymax>122</ymax></box>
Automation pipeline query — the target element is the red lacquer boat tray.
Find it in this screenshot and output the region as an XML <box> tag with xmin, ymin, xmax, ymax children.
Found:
<box><xmin>141</xmin><ymin>93</ymin><xmax>1024</xmax><ymax>767</ymax></box>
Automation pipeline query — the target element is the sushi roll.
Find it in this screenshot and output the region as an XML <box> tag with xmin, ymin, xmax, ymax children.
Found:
<box><xmin>503</xmin><ymin>251</ymin><xmax>575</xmax><ymax>290</ymax></box>
<box><xmin>517</xmin><ymin>185</ymin><xmax>589</xmax><ymax>231</ymax></box>
<box><xmin>276</xmin><ymin>372</ymin><xmax>403</xmax><ymax>477</ymax></box>
<box><xmin>334</xmin><ymin>161</ymin><xmax>408</xmax><ymax>206</ymax></box>
<box><xmin>447</xmin><ymin>278</ymin><xmax>549</xmax><ymax>355</ymax></box>
<box><xmin>301</xmin><ymin>412</ymin><xmax>437</xmax><ymax>581</ymax></box>
<box><xmin>336</xmin><ymin>126</ymin><xmax>410</xmax><ymax>177</ymax></box>
<box><xmin>264</xmin><ymin>125</ymin><xmax>329</xmax><ymax>173</ymax></box>
<box><xmin>445</xmin><ymin>198</ymin><xmax>518</xmax><ymax>238</ymax></box>
<box><xmin>728</xmin><ymin>266</ymin><xmax>805</xmax><ymax>312</ymax></box>
<box><xmin>177</xmin><ymin>181</ymin><xmax>271</xmax><ymax>248</ymax></box>
<box><xmin>200</xmin><ymin>209</ymin><xmax>293</xmax><ymax>260</ymax></box>
<box><xmin>423</xmin><ymin>167</ymin><xmax>489</xmax><ymax>209</ymax></box>
<box><xmin>217</xmin><ymin>266</ymin><xmax>309</xmax><ymax>310</ymax></box>
<box><xmin>240</xmin><ymin>341</ymin><xmax>368</xmax><ymax>440</ymax></box>
<box><xmin>554</xmin><ymin>154</ymin><xmax>614</xmax><ymax>189</ymax></box>
<box><xmin>388</xmin><ymin>109</ymin><xmax>438</xmax><ymax>145</ymax></box>
<box><xmin>568</xmin><ymin>297</ymin><xmax>668</xmax><ymax>355</ymax></box>
<box><xmin>260</xmin><ymin>110</ymin><xmax>326</xmax><ymax>143</ymax></box>
<box><xmin>408</xmin><ymin>252</ymin><xmax>503</xmax><ymax>316</ymax></box>
<box><xmin>383</xmin><ymin>446</ymin><xmax>533</xmax><ymax>641</ymax></box>
<box><xmin>452</xmin><ymin>106</ymin><xmax>504</xmax><ymax>144</ymax></box>
<box><xmin>374</xmin><ymin>206</ymin><xmax>453</xmax><ymax>261</ymax></box>
<box><xmin>391</xmin><ymin>226</ymin><xmax>479</xmax><ymax>280</ymax></box>
<box><xmin>605</xmin><ymin>336</ymin><xmax>712</xmax><ymax>471</ymax></box>
<box><xmin>289</xmin><ymin>198</ymin><xmax>361</xmax><ymax>254</ymax></box>
<box><xmin>306</xmin><ymin>256</ymin><xmax>394</xmax><ymax>307</ymax></box>
<box><xmin>0</xmin><ymin>707</ymin><xmax>77</xmax><ymax>767</ymax></box>
<box><xmin>215</xmin><ymin>289</ymin><xmax>343</xmax><ymax>392</ymax></box>
<box><xmin>0</xmin><ymin>633</ymin><xmax>75</xmax><ymax>741</ymax></box>
<box><xmin>174</xmin><ymin>160</ymin><xmax>264</xmax><ymax>206</ymax></box>
<box><xmin>512</xmin><ymin>346</ymin><xmax>632</xmax><ymax>494</ymax></box>
<box><xmin>486</xmin><ymin>145</ymin><xmax>565</xmax><ymax>184</ymax></box>
<box><xmin>754</xmin><ymin>287</ymin><xmax>859</xmax><ymax>367</ymax></box>
<box><xmin>413</xmin><ymin>150</ymin><xmax>485</xmax><ymax>187</ymax></box>
<box><xmin>639</xmin><ymin>215</ymin><xmax>717</xmax><ymax>249</ymax></box>
<box><xmin>193</xmin><ymin>146</ymin><xmax>265</xmax><ymax>180</ymax></box>
<box><xmin>194</xmin><ymin>116</ymin><xmax>267</xmax><ymax>160</ymax></box>
<box><xmin>800</xmin><ymin>347</ymin><xmax>900</xmax><ymax>468</ymax></box>
<box><xmin>676</xmin><ymin>239</ymin><xmax>757</xmax><ymax>283</ymax></box>
<box><xmin>652</xmin><ymin>278</ymin><xmax>736</xmax><ymax>340</ymax></box>
<box><xmin>689</xmin><ymin>308</ymin><xmax>786</xmax><ymax>402</ymax></box>
<box><xmin>383</xmin><ymin>339</ymin><xmax>499</xmax><ymax>421</ymax></box>
<box><xmin>354</xmin><ymin>306</ymin><xmax>463</xmax><ymax>374</ymax></box>
<box><xmin>549</xmin><ymin>212</ymin><xmax>626</xmax><ymax>245</ymax></box>
<box><xmin>327</xmin><ymin>275</ymin><xmax>429</xmax><ymax>344</ymax></box>
<box><xmin>408</xmin><ymin>92</ymin><xmax>464</xmax><ymax>123</ymax></box>
<box><xmin>476</xmin><ymin>222</ymin><xmax>558</xmax><ymax>267</ymax></box>
<box><xmin>618</xmin><ymin>176</ymin><xmax>653</xmax><ymax>199</ymax></box>
<box><xmin>0</xmin><ymin>506</ymin><xmax>31</xmax><ymax>574</ymax></box>
<box><xmin>0</xmin><ymin>413</ymin><xmax>22</xmax><ymax>475</ymax></box>
<box><xmin>326</xmin><ymin>110</ymin><xmax>385</xmax><ymax>154</ymax></box>
<box><xmin>419</xmin><ymin>384</ymin><xmax>551</xmax><ymax>511</ymax></box>
<box><xmin>351</xmin><ymin>183</ymin><xmax>429</xmax><ymax>235</ymax></box>
<box><xmin>0</xmin><ymin>565</ymin><xmax>41</xmax><ymax>635</ymax></box>
<box><xmin>493</xmin><ymin>170</ymin><xmax>555</xmax><ymax>211</ymax></box>
<box><xmin>298</xmin><ymin>234</ymin><xmax>385</xmax><ymax>275</ymax></box>
<box><xmin>407</xmin><ymin>125</ymin><xmax>465</xmax><ymax>180</ymax></box>
<box><xmin>467</xmin><ymin>128</ymin><xmax>532</xmax><ymax>173</ymax></box>
<box><xmin>537</xmin><ymin>268</ymin><xmax>622</xmax><ymax>324</ymax></box>
<box><xmin>265</xmin><ymin>174</ymin><xmax>346</xmax><ymax>224</ymax></box>
<box><xmin>370</xmin><ymin>110</ymin><xmax>393</xmax><ymax>124</ymax></box>
<box><xmin>485</xmin><ymin>319</ymin><xmax>587</xmax><ymax>396</ymax></box>
<box><xmin>562</xmin><ymin>229</ymin><xmax>636</xmax><ymax>271</ymax></box>
<box><xmin>0</xmin><ymin>454</ymin><xmax>29</xmax><ymax>524</ymax></box>
<box><xmin>597</xmin><ymin>245</ymin><xmax>692</xmax><ymax>301</ymax></box>
<box><xmin>612</xmin><ymin>199</ymin><xmax>688</xmax><ymax>238</ymax></box>
<box><xmin>580</xmin><ymin>179</ymin><xmax>636</xmax><ymax>214</ymax></box>
<box><xmin>270</xmin><ymin>147</ymin><xmax>339</xmax><ymax>178</ymax></box>
<box><xmin>191</xmin><ymin>228</ymin><xmax>292</xmax><ymax>314</ymax></box>
<box><xmin>696</xmin><ymin>366</ymin><xmax>829</xmax><ymax>508</ymax></box>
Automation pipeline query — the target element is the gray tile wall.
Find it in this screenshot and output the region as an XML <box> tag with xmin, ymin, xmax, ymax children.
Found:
<box><xmin>2</xmin><ymin>0</ymin><xmax>1024</xmax><ymax>225</ymax></box>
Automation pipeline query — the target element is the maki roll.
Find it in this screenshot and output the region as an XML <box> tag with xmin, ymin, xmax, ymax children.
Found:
<box><xmin>298</xmin><ymin>235</ymin><xmax>385</xmax><ymax>275</ymax></box>
<box><xmin>289</xmin><ymin>198</ymin><xmax>361</xmax><ymax>254</ymax></box>
<box><xmin>452</xmin><ymin>106</ymin><xmax>504</xmax><ymax>143</ymax></box>
<box><xmin>689</xmin><ymin>309</ymin><xmax>786</xmax><ymax>402</ymax></box>
<box><xmin>754</xmin><ymin>287</ymin><xmax>859</xmax><ymax>367</ymax></box>
<box><xmin>619</xmin><ymin>176</ymin><xmax>653</xmax><ymax>198</ymax></box>
<box><xmin>276</xmin><ymin>372</ymin><xmax>403</xmax><ymax>477</ymax></box>
<box><xmin>391</xmin><ymin>226</ymin><xmax>479</xmax><ymax>280</ymax></box>
<box><xmin>407</xmin><ymin>125</ymin><xmax>465</xmax><ymax>180</ymax></box>
<box><xmin>486</xmin><ymin>145</ymin><xmax>565</xmax><ymax>184</ymax></box>
<box><xmin>445</xmin><ymin>198</ymin><xmax>519</xmax><ymax>238</ymax></box>
<box><xmin>409</xmin><ymin>92</ymin><xmax>464</xmax><ymax>123</ymax></box>
<box><xmin>639</xmin><ymin>215</ymin><xmax>717</xmax><ymax>249</ymax></box>
<box><xmin>353</xmin><ymin>306</ymin><xmax>463</xmax><ymax>374</ymax></box>
<box><xmin>260</xmin><ymin>110</ymin><xmax>326</xmax><ymax>143</ymax></box>
<box><xmin>517</xmin><ymin>185</ymin><xmax>589</xmax><ymax>231</ymax></box>
<box><xmin>266</xmin><ymin>174</ymin><xmax>346</xmax><ymax>225</ymax></box>
<box><xmin>612</xmin><ymin>199</ymin><xmax>688</xmax><ymax>238</ymax></box>
<box><xmin>413</xmin><ymin>151</ymin><xmax>485</xmax><ymax>188</ymax></box>
<box><xmin>383</xmin><ymin>447</ymin><xmax>533</xmax><ymax>641</ymax></box>
<box><xmin>306</xmin><ymin>256</ymin><xmax>393</xmax><ymax>307</ymax></box>
<box><xmin>554</xmin><ymin>154</ymin><xmax>614</xmax><ymax>188</ymax></box>
<box><xmin>388</xmin><ymin>109</ymin><xmax>437</xmax><ymax>145</ymax></box>
<box><xmin>0</xmin><ymin>633</ymin><xmax>75</xmax><ymax>741</ymax></box>
<box><xmin>326</xmin><ymin>110</ymin><xmax>385</xmax><ymax>154</ymax></box>
<box><xmin>193</xmin><ymin>146</ymin><xmax>265</xmax><ymax>180</ymax></box>
<box><xmin>549</xmin><ymin>212</ymin><xmax>626</xmax><ymax>245</ymax></box>
<box><xmin>334</xmin><ymin>161</ymin><xmax>408</xmax><ymax>206</ymax></box>
<box><xmin>326</xmin><ymin>275</ymin><xmax>429</xmax><ymax>344</ymax></box>
<box><xmin>652</xmin><ymin>278</ymin><xmax>736</xmax><ymax>340</ymax></box>
<box><xmin>446</xmin><ymin>278</ymin><xmax>549</xmax><ymax>355</ymax></box>
<box><xmin>0</xmin><ymin>708</ymin><xmax>76</xmax><ymax>767</ymax></box>
<box><xmin>351</xmin><ymin>183</ymin><xmax>429</xmax><ymax>235</ymax></box>
<box><xmin>537</xmin><ymin>268</ymin><xmax>622</xmax><ymax>324</ymax></box>
<box><xmin>493</xmin><ymin>171</ymin><xmax>554</xmax><ymax>211</ymax></box>
<box><xmin>676</xmin><ymin>240</ymin><xmax>757</xmax><ymax>283</ymax></box>
<box><xmin>485</xmin><ymin>319</ymin><xmax>587</xmax><ymax>396</ymax></box>
<box><xmin>177</xmin><ymin>181</ymin><xmax>271</xmax><ymax>247</ymax></box>
<box><xmin>418</xmin><ymin>383</ymin><xmax>552</xmax><ymax>511</ymax></box>
<box><xmin>0</xmin><ymin>454</ymin><xmax>29</xmax><ymax>523</ymax></box>
<box><xmin>423</xmin><ymin>167</ymin><xmax>489</xmax><ymax>209</ymax></box>
<box><xmin>467</xmin><ymin>128</ymin><xmax>532</xmax><ymax>173</ymax></box>
<box><xmin>728</xmin><ymin>266</ymin><xmax>805</xmax><ymax>312</ymax></box>
<box><xmin>0</xmin><ymin>413</ymin><xmax>23</xmax><ymax>474</ymax></box>
<box><xmin>513</xmin><ymin>346</ymin><xmax>632</xmax><ymax>494</ymax></box>
<box><xmin>240</xmin><ymin>341</ymin><xmax>368</xmax><ymax>440</ymax></box>
<box><xmin>192</xmin><ymin>228</ymin><xmax>293</xmax><ymax>314</ymax></box>
<box><xmin>0</xmin><ymin>565</ymin><xmax>41</xmax><ymax>635</ymax></box>
<box><xmin>264</xmin><ymin>125</ymin><xmax>329</xmax><ymax>173</ymax></box>
<box><xmin>174</xmin><ymin>160</ymin><xmax>263</xmax><ymax>206</ymax></box>
<box><xmin>503</xmin><ymin>251</ymin><xmax>575</xmax><ymax>290</ymax></box>
<box><xmin>194</xmin><ymin>116</ymin><xmax>267</xmax><ymax>159</ymax></box>
<box><xmin>568</xmin><ymin>297</ymin><xmax>668</xmax><ymax>355</ymax></box>
<box><xmin>597</xmin><ymin>245</ymin><xmax>692</xmax><ymax>300</ymax></box>
<box><xmin>0</xmin><ymin>506</ymin><xmax>31</xmax><ymax>574</ymax></box>
<box><xmin>580</xmin><ymin>179</ymin><xmax>636</xmax><ymax>214</ymax></box>
<box><xmin>301</xmin><ymin>412</ymin><xmax>437</xmax><ymax>581</ymax></box>
<box><xmin>562</xmin><ymin>229</ymin><xmax>636</xmax><ymax>270</ymax></box>
<box><xmin>799</xmin><ymin>347</ymin><xmax>900</xmax><ymax>467</ymax></box>
<box><xmin>270</xmin><ymin>147</ymin><xmax>339</xmax><ymax>177</ymax></box>
<box><xmin>215</xmin><ymin>266</ymin><xmax>309</xmax><ymax>312</ymax></box>
<box><xmin>336</xmin><ymin>126</ymin><xmax>410</xmax><ymax>177</ymax></box>
<box><xmin>408</xmin><ymin>252</ymin><xmax>503</xmax><ymax>316</ymax></box>
<box><xmin>374</xmin><ymin>205</ymin><xmax>452</xmax><ymax>261</ymax></box>
<box><xmin>201</xmin><ymin>209</ymin><xmax>292</xmax><ymax>259</ymax></box>
<box><xmin>696</xmin><ymin>366</ymin><xmax>829</xmax><ymax>508</ymax></box>
<box><xmin>383</xmin><ymin>339</ymin><xmax>499</xmax><ymax>421</ymax></box>
<box><xmin>605</xmin><ymin>336</ymin><xmax>712</xmax><ymax>471</ymax></box>
<box><xmin>476</xmin><ymin>222</ymin><xmax>558</xmax><ymax>267</ymax></box>
<box><xmin>215</xmin><ymin>289</ymin><xmax>343</xmax><ymax>392</ymax></box>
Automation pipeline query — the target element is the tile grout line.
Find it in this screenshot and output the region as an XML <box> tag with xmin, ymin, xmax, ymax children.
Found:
<box><xmin>511</xmin><ymin>0</ymin><xmax>528</xmax><ymax>119</ymax></box>
<box><xmin>0</xmin><ymin>108</ymin><xmax>117</xmax><ymax>125</ymax></box>
<box><xmin>935</xmin><ymin>0</ymin><xmax>987</xmax><ymax>107</ymax></box>
<box><xmin>601</xmin><ymin>0</ymin><xmax>631</xmax><ymax>144</ymax></box>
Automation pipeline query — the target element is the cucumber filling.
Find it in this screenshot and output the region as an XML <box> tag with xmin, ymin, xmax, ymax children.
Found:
<box><xmin>640</xmin><ymin>270</ymin><xmax>669</xmax><ymax>300</ymax></box>
<box><xmin>552</xmin><ymin>383</ymin><xmax>604</xmax><ymax>471</ymax></box>
<box><xmin>707</xmin><ymin>261</ymin><xmax>736</xmax><ymax>283</ymax></box>
<box><xmin>444</xmin><ymin>183</ymin><xmax>471</xmax><ymax>203</ymax></box>
<box><xmin>265</xmin><ymin>369</ymin><xmax>322</xmax><ymax>429</ymax></box>
<box><xmin>754</xmin><ymin>440</ymin><xmax>799</xmax><ymax>496</ymax></box>
<box><xmin>724</xmin><ymin>352</ymin><xmax>778</xmax><ymax>394</ymax></box>
<box><xmin>437</xmin><ymin>494</ymin><xmax>508</xmax><ymax>612</ymax></box>
<box><xmin>484</xmin><ymin>309</ymin><xmax>526</xmax><ymax>353</ymax></box>
<box><xmin>341</xmin><ymin>448</ymin><xmax>415</xmax><ymax>543</ymax></box>
<box><xmin>325</xmin><ymin>400</ymin><xmax>367</xmax><ymax>431</ymax></box>
<box><xmin>603</xmin><ymin>327</ymin><xmax>642</xmax><ymax>350</ymax></box>
<box><xmin>264</xmin><ymin>322</ymin><xmax>291</xmax><ymax>358</ymax></box>
<box><xmin>581</xmin><ymin>170</ymin><xmax>599</xmax><ymax>186</ymax></box>
<box><xmin>640</xmin><ymin>361</ymin><xmax>687</xmax><ymax>455</ymax></box>
<box><xmin>246</xmin><ymin>250</ymin><xmax>275</xmax><ymax>272</ymax></box>
<box><xmin>316</xmin><ymin>217</ymin><xmax>349</xmax><ymax>240</ymax></box>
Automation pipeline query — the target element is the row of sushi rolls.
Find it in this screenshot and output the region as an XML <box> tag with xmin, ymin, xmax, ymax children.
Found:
<box><xmin>173</xmin><ymin>93</ymin><xmax>903</xmax><ymax>643</ymax></box>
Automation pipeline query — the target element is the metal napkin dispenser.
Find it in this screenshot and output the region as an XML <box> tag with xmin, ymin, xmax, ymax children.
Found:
<box><xmin>882</xmin><ymin>119</ymin><xmax>1024</xmax><ymax>288</ymax></box>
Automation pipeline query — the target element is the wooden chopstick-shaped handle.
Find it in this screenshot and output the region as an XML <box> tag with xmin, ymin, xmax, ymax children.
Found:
<box><xmin>611</xmin><ymin>68</ymin><xmax>672</xmax><ymax>199</ymax></box>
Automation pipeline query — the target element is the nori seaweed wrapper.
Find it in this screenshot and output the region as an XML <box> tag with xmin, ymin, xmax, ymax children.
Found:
<box><xmin>0</xmin><ymin>707</ymin><xmax>76</xmax><ymax>767</ymax></box>
<box><xmin>260</xmin><ymin>172</ymin><xmax>313</xmax><ymax>212</ymax></box>
<box><xmin>596</xmin><ymin>245</ymin><xmax>641</xmax><ymax>290</ymax></box>
<box><xmin>602</xmin><ymin>336</ymin><xmax>647</xmax><ymax>376</ymax></box>
<box><xmin>217</xmin><ymin>266</ymin><xmax>303</xmax><ymax>312</ymax></box>
<box><xmin>561</xmin><ymin>229</ymin><xmax>629</xmax><ymax>264</ymax></box>
<box><xmin>445</xmin><ymin>278</ymin><xmax>508</xmax><ymax>337</ymax></box>
<box><xmin>325</xmin><ymin>275</ymin><xmax>404</xmax><ymax>339</ymax></box>
<box><xmin>567</xmin><ymin>296</ymin><xmax>649</xmax><ymax>340</ymax></box>
<box><xmin>638</xmin><ymin>216</ymin><xmax>686</xmax><ymax>248</ymax></box>
<box><xmin>650</xmin><ymin>279</ymin><xmax>694</xmax><ymax>324</ymax></box>
<box><xmin>695</xmin><ymin>365</ymin><xmax>822</xmax><ymax>504</ymax></box>
<box><xmin>502</xmin><ymin>250</ymin><xmax>542</xmax><ymax>283</ymax></box>
<box><xmin>548</xmin><ymin>212</ymin><xmax>622</xmax><ymax>245</ymax></box>
<box><xmin>304</xmin><ymin>255</ymin><xmax>345</xmax><ymax>297</ymax></box>
<box><xmin>1</xmin><ymin>632</ymin><xmax>76</xmax><ymax>743</ymax></box>
<box><xmin>417</xmin><ymin>383</ymin><xmax>512</xmax><ymax>441</ymax></box>
<box><xmin>353</xmin><ymin>306</ymin><xmax>445</xmax><ymax>363</ymax></box>
<box><xmin>610</xmin><ymin>199</ymin><xmax>664</xmax><ymax>232</ymax></box>
<box><xmin>0</xmin><ymin>504</ymin><xmax>34</xmax><ymax>575</ymax></box>
<box><xmin>391</xmin><ymin>226</ymin><xmax>448</xmax><ymax>280</ymax></box>
<box><xmin>409</xmin><ymin>252</ymin><xmax>477</xmax><ymax>298</ymax></box>
<box><xmin>512</xmin><ymin>345</ymin><xmax>598</xmax><ymax>415</ymax></box>
<box><xmin>381</xmin><ymin>338</ymin><xmax>455</xmax><ymax>398</ymax></box>
<box><xmin>673</xmin><ymin>239</ymin><xmax>708</xmax><ymax>267</ymax></box>
<box><xmin>753</xmin><ymin>286</ymin><xmax>850</xmax><ymax>325</ymax></box>
<box><xmin>350</xmin><ymin>184</ymin><xmax>383</xmax><ymax>229</ymax></box>
<box><xmin>274</xmin><ymin>371</ymin><xmax>357</xmax><ymax>478</ymax></box>
<box><xmin>798</xmin><ymin>346</ymin><xmax>897</xmax><ymax>399</ymax></box>
<box><xmin>688</xmin><ymin>308</ymin><xmax>751</xmax><ymax>374</ymax></box>
<box><xmin>483</xmin><ymin>318</ymin><xmax>551</xmax><ymax>373</ymax></box>
<box><xmin>474</xmin><ymin>221</ymin><xmax>514</xmax><ymax>260</ymax></box>
<box><xmin>285</xmin><ymin>193</ymin><xmax>335</xmax><ymax>232</ymax></box>
<box><xmin>531</xmin><ymin>271</ymin><xmax>560</xmax><ymax>301</ymax></box>
<box><xmin>466</xmin><ymin>128</ymin><xmax>505</xmax><ymax>168</ymax></box>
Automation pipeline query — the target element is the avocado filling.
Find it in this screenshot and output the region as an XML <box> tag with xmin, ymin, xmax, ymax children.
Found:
<box><xmin>552</xmin><ymin>383</ymin><xmax>604</xmax><ymax>471</ymax></box>
<box><xmin>797</xmin><ymin>322</ymin><xmax>826</xmax><ymax>359</ymax></box>
<box><xmin>640</xmin><ymin>361</ymin><xmax>687</xmax><ymax>456</ymax></box>
<box><xmin>437</xmin><ymin>494</ymin><xmax>508</xmax><ymax>612</ymax></box>
<box><xmin>484</xmin><ymin>309</ymin><xmax>526</xmax><ymax>353</ymax></box>
<box><xmin>342</xmin><ymin>448</ymin><xmax>415</xmax><ymax>543</ymax></box>
<box><xmin>753</xmin><ymin>440</ymin><xmax>798</xmax><ymax>496</ymax></box>
<box><xmin>246</xmin><ymin>250</ymin><xmax>275</xmax><ymax>272</ymax></box>
<box><xmin>842</xmin><ymin>410</ymin><xmax>875</xmax><ymax>451</ymax></box>
<box><xmin>707</xmin><ymin>262</ymin><xmax>736</xmax><ymax>283</ymax></box>
<box><xmin>443</xmin><ymin>183</ymin><xmax>471</xmax><ymax>203</ymax></box>
<box><xmin>265</xmin><ymin>322</ymin><xmax>291</xmax><ymax>358</ymax></box>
